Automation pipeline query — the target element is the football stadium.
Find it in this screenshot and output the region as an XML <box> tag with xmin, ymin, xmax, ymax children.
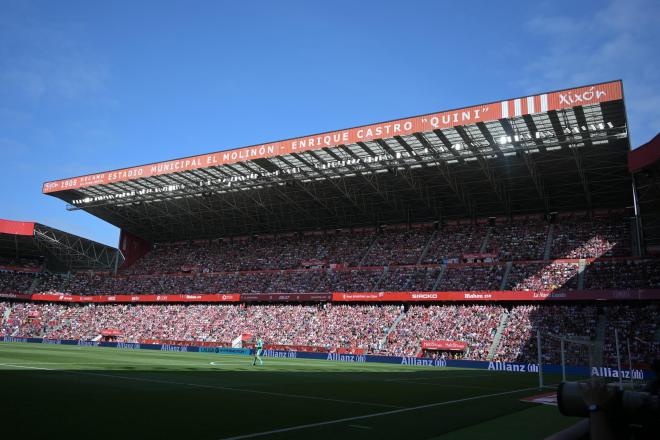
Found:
<box><xmin>2</xmin><ymin>80</ymin><xmax>659</xmax><ymax>439</ymax></box>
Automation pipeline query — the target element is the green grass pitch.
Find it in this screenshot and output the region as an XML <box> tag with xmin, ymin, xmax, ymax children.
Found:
<box><xmin>0</xmin><ymin>342</ymin><xmax>581</xmax><ymax>439</ymax></box>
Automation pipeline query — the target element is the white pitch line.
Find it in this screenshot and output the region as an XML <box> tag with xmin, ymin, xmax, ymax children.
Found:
<box><xmin>209</xmin><ymin>361</ymin><xmax>316</xmax><ymax>368</ymax></box>
<box><xmin>210</xmin><ymin>361</ymin><xmax>251</xmax><ymax>366</ymax></box>
<box><xmin>382</xmin><ymin>380</ymin><xmax>490</xmax><ymax>390</ymax></box>
<box><xmin>83</xmin><ymin>371</ymin><xmax>403</xmax><ymax>409</ymax></box>
<box><xmin>218</xmin><ymin>386</ymin><xmax>539</xmax><ymax>440</ymax></box>
<box><xmin>0</xmin><ymin>362</ymin><xmax>401</xmax><ymax>409</ymax></box>
<box><xmin>1</xmin><ymin>361</ymin><xmax>250</xmax><ymax>368</ymax></box>
<box><xmin>0</xmin><ymin>363</ymin><xmax>52</xmax><ymax>370</ymax></box>
<box><xmin>3</xmin><ymin>362</ymin><xmax>211</xmax><ymax>366</ymax></box>
<box><xmin>384</xmin><ymin>373</ymin><xmax>495</xmax><ymax>382</ymax></box>
<box><xmin>348</xmin><ymin>424</ymin><xmax>372</xmax><ymax>430</ymax></box>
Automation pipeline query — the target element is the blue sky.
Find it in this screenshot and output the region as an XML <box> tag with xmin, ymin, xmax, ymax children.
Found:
<box><xmin>1</xmin><ymin>0</ymin><xmax>659</xmax><ymax>247</ymax></box>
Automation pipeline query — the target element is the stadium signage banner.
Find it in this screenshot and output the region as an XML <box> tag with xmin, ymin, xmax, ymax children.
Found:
<box><xmin>42</xmin><ymin>81</ymin><xmax>623</xmax><ymax>193</ymax></box>
<box><xmin>139</xmin><ymin>339</ymin><xmax>229</xmax><ymax>347</ymax></box>
<box><xmin>400</xmin><ymin>357</ymin><xmax>447</xmax><ymax>367</ymax></box>
<box><xmin>421</xmin><ymin>340</ymin><xmax>468</xmax><ymax>351</ymax></box>
<box><xmin>240</xmin><ymin>293</ymin><xmax>332</xmax><ymax>302</ymax></box>
<box><xmin>198</xmin><ymin>346</ymin><xmax>251</xmax><ymax>355</ymax></box>
<box><xmin>262</xmin><ymin>349</ymin><xmax>298</xmax><ymax>359</ymax></box>
<box><xmin>29</xmin><ymin>293</ymin><xmax>241</xmax><ymax>303</ymax></box>
<box><xmin>327</xmin><ymin>353</ymin><xmax>367</xmax><ymax>363</ymax></box>
<box><xmin>264</xmin><ymin>344</ymin><xmax>333</xmax><ymax>353</ymax></box>
<box><xmin>0</xmin><ymin>265</ymin><xmax>42</xmax><ymax>273</ymax></box>
<box><xmin>487</xmin><ymin>361</ymin><xmax>540</xmax><ymax>373</ymax></box>
<box><xmin>5</xmin><ymin>289</ymin><xmax>660</xmax><ymax>304</ymax></box>
<box><xmin>332</xmin><ymin>289</ymin><xmax>660</xmax><ymax>302</ymax></box>
<box><xmin>0</xmin><ymin>293</ymin><xmax>33</xmax><ymax>300</ymax></box>
<box><xmin>1</xmin><ymin>336</ymin><xmax>29</xmax><ymax>343</ymax></box>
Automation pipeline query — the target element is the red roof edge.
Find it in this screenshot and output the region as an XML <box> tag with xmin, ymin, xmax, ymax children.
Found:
<box><xmin>629</xmin><ymin>133</ymin><xmax>660</xmax><ymax>173</ymax></box>
<box><xmin>0</xmin><ymin>219</ymin><xmax>35</xmax><ymax>236</ymax></box>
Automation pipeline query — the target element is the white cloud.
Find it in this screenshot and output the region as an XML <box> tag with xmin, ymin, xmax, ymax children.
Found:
<box><xmin>517</xmin><ymin>0</ymin><xmax>660</xmax><ymax>146</ymax></box>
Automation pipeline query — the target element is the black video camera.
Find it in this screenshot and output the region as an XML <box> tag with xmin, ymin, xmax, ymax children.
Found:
<box><xmin>558</xmin><ymin>381</ymin><xmax>659</xmax><ymax>425</ymax></box>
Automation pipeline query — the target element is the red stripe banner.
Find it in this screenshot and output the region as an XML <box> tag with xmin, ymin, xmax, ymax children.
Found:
<box><xmin>29</xmin><ymin>293</ymin><xmax>241</xmax><ymax>303</ymax></box>
<box><xmin>4</xmin><ymin>287</ymin><xmax>658</xmax><ymax>304</ymax></box>
<box><xmin>331</xmin><ymin>289</ymin><xmax>660</xmax><ymax>302</ymax></box>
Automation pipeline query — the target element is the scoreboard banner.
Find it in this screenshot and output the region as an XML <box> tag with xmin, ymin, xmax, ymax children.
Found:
<box><xmin>42</xmin><ymin>81</ymin><xmax>623</xmax><ymax>193</ymax></box>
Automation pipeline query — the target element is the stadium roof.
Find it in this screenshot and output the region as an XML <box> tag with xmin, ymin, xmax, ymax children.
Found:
<box><xmin>630</xmin><ymin>134</ymin><xmax>660</xmax><ymax>254</ymax></box>
<box><xmin>629</xmin><ymin>133</ymin><xmax>660</xmax><ymax>173</ymax></box>
<box><xmin>43</xmin><ymin>80</ymin><xmax>632</xmax><ymax>242</ymax></box>
<box><xmin>0</xmin><ymin>219</ymin><xmax>121</xmax><ymax>271</ymax></box>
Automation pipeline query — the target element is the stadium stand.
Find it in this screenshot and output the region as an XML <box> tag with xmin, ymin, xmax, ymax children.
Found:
<box><xmin>0</xmin><ymin>302</ymin><xmax>398</xmax><ymax>353</ymax></box>
<box><xmin>1</xmin><ymin>212</ymin><xmax>648</xmax><ymax>296</ymax></box>
<box><xmin>0</xmin><ymin>270</ymin><xmax>43</xmax><ymax>294</ymax></box>
<box><xmin>505</xmin><ymin>262</ymin><xmax>580</xmax><ymax>291</ymax></box>
<box><xmin>0</xmin><ymin>80</ymin><xmax>656</xmax><ymax>376</ymax></box>
<box><xmin>359</xmin><ymin>227</ymin><xmax>433</xmax><ymax>266</ymax></box>
<box><xmin>3</xmin><ymin>301</ymin><xmax>656</xmax><ymax>367</ymax></box>
<box><xmin>494</xmin><ymin>304</ymin><xmax>598</xmax><ymax>364</ymax></box>
<box><xmin>484</xmin><ymin>217</ymin><xmax>549</xmax><ymax>261</ymax></box>
<box><xmin>387</xmin><ymin>304</ymin><xmax>504</xmax><ymax>359</ymax></box>
<box><xmin>422</xmin><ymin>223</ymin><xmax>488</xmax><ymax>264</ymax></box>
<box><xmin>582</xmin><ymin>259</ymin><xmax>660</xmax><ymax>289</ymax></box>
<box><xmin>550</xmin><ymin>212</ymin><xmax>631</xmax><ymax>259</ymax></box>
<box><xmin>436</xmin><ymin>264</ymin><xmax>505</xmax><ymax>291</ymax></box>
<box><xmin>602</xmin><ymin>304</ymin><xmax>659</xmax><ymax>366</ymax></box>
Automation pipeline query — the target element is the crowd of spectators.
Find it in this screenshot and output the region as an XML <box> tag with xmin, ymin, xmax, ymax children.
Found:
<box><xmin>118</xmin><ymin>214</ymin><xmax>636</xmax><ymax>277</ymax></box>
<box><xmin>123</xmin><ymin>230</ymin><xmax>377</xmax><ymax>275</ymax></box>
<box><xmin>0</xmin><ymin>270</ymin><xmax>44</xmax><ymax>294</ymax></box>
<box><xmin>551</xmin><ymin>214</ymin><xmax>631</xmax><ymax>259</ymax></box>
<box><xmin>2</xmin><ymin>301</ymin><xmax>657</xmax><ymax>367</ymax></box>
<box><xmin>422</xmin><ymin>224</ymin><xmax>488</xmax><ymax>263</ymax></box>
<box><xmin>493</xmin><ymin>304</ymin><xmax>598</xmax><ymax>364</ymax></box>
<box><xmin>0</xmin><ymin>302</ymin><xmax>399</xmax><ymax>353</ymax></box>
<box><xmin>361</xmin><ymin>228</ymin><xmax>433</xmax><ymax>266</ymax></box>
<box><xmin>602</xmin><ymin>304</ymin><xmax>659</xmax><ymax>366</ymax></box>
<box><xmin>485</xmin><ymin>218</ymin><xmax>548</xmax><ymax>261</ymax></box>
<box><xmin>583</xmin><ymin>259</ymin><xmax>660</xmax><ymax>289</ymax></box>
<box><xmin>506</xmin><ymin>263</ymin><xmax>579</xmax><ymax>291</ymax></box>
<box><xmin>321</xmin><ymin>269</ymin><xmax>383</xmax><ymax>292</ymax></box>
<box><xmin>29</xmin><ymin>269</ymin><xmax>387</xmax><ymax>296</ymax></box>
<box><xmin>387</xmin><ymin>305</ymin><xmax>504</xmax><ymax>359</ymax></box>
<box><xmin>436</xmin><ymin>265</ymin><xmax>505</xmax><ymax>291</ymax></box>
<box><xmin>0</xmin><ymin>214</ymin><xmax>654</xmax><ymax>299</ymax></box>
<box><xmin>0</xmin><ymin>256</ymin><xmax>43</xmax><ymax>269</ymax></box>
<box><xmin>4</xmin><ymin>260</ymin><xmax>659</xmax><ymax>297</ymax></box>
<box><xmin>377</xmin><ymin>267</ymin><xmax>441</xmax><ymax>291</ymax></box>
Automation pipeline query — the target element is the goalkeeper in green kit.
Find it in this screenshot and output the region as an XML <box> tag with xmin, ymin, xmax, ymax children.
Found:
<box><xmin>252</xmin><ymin>336</ymin><xmax>264</xmax><ymax>366</ymax></box>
